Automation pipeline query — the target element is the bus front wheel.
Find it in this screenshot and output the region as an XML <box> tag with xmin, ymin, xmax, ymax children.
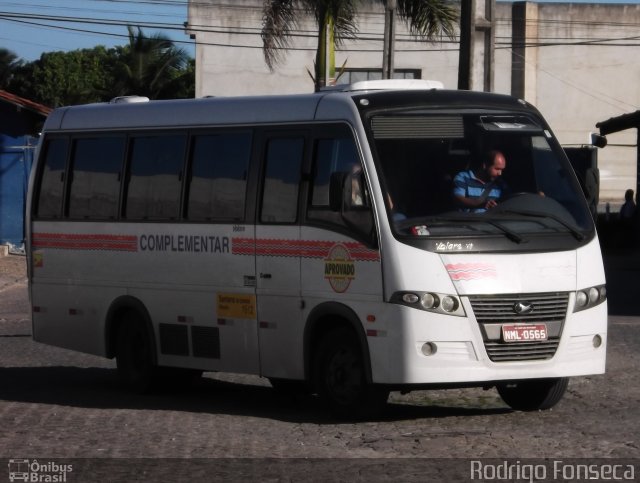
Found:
<box><xmin>115</xmin><ymin>312</ymin><xmax>156</xmax><ymax>393</ymax></box>
<box><xmin>314</xmin><ymin>327</ymin><xmax>388</xmax><ymax>419</ymax></box>
<box><xmin>497</xmin><ymin>377</ymin><xmax>569</xmax><ymax>411</ymax></box>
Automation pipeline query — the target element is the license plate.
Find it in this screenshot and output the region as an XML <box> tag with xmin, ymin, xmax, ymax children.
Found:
<box><xmin>502</xmin><ymin>324</ymin><xmax>548</xmax><ymax>343</ymax></box>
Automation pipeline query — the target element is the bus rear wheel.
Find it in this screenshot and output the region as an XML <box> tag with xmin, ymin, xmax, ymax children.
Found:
<box><xmin>314</xmin><ymin>327</ymin><xmax>388</xmax><ymax>419</ymax></box>
<box><xmin>497</xmin><ymin>377</ymin><xmax>569</xmax><ymax>411</ymax></box>
<box><xmin>115</xmin><ymin>312</ymin><xmax>157</xmax><ymax>393</ymax></box>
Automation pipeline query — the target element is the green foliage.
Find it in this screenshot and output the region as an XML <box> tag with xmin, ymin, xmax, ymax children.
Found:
<box><xmin>108</xmin><ymin>26</ymin><xmax>192</xmax><ymax>100</ymax></box>
<box><xmin>2</xmin><ymin>27</ymin><xmax>194</xmax><ymax>108</ymax></box>
<box><xmin>0</xmin><ymin>48</ymin><xmax>22</xmax><ymax>88</ymax></box>
<box><xmin>9</xmin><ymin>47</ymin><xmax>118</xmax><ymax>107</ymax></box>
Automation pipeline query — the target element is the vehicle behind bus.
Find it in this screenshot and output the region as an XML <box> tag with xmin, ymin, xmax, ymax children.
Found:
<box><xmin>27</xmin><ymin>81</ymin><xmax>607</xmax><ymax>418</ymax></box>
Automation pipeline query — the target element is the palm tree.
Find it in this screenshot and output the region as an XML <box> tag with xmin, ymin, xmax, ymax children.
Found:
<box><xmin>112</xmin><ymin>26</ymin><xmax>190</xmax><ymax>99</ymax></box>
<box><xmin>261</xmin><ymin>0</ymin><xmax>458</xmax><ymax>91</ymax></box>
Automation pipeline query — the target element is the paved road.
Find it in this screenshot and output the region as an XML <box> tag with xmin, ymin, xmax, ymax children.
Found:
<box><xmin>0</xmin><ymin>255</ymin><xmax>638</xmax><ymax>481</ymax></box>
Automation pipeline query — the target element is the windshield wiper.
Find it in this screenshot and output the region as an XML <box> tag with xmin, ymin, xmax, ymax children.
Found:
<box><xmin>483</xmin><ymin>219</ymin><xmax>524</xmax><ymax>243</ymax></box>
<box><xmin>498</xmin><ymin>209</ymin><xmax>585</xmax><ymax>241</ymax></box>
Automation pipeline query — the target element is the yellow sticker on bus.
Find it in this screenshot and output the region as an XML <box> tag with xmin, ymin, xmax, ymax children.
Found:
<box><xmin>217</xmin><ymin>293</ymin><xmax>257</xmax><ymax>319</ymax></box>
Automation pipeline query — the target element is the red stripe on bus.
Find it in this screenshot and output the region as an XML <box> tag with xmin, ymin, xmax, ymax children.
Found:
<box><xmin>231</xmin><ymin>238</ymin><xmax>380</xmax><ymax>261</ymax></box>
<box><xmin>32</xmin><ymin>233</ymin><xmax>138</xmax><ymax>252</ymax></box>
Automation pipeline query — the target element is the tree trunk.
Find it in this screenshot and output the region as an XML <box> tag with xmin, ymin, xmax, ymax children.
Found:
<box><xmin>315</xmin><ymin>11</ymin><xmax>335</xmax><ymax>91</ymax></box>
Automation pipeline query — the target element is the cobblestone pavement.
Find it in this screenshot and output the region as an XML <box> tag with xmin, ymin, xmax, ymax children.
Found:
<box><xmin>0</xmin><ymin>254</ymin><xmax>638</xmax><ymax>481</ymax></box>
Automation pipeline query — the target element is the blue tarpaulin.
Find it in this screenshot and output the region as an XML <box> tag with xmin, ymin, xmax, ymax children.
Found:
<box><xmin>0</xmin><ymin>90</ymin><xmax>49</xmax><ymax>250</ymax></box>
<box><xmin>0</xmin><ymin>135</ymin><xmax>35</xmax><ymax>248</ymax></box>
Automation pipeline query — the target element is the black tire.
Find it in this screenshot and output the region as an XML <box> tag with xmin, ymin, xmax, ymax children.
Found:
<box><xmin>115</xmin><ymin>312</ymin><xmax>157</xmax><ymax>393</ymax></box>
<box><xmin>497</xmin><ymin>377</ymin><xmax>569</xmax><ymax>411</ymax></box>
<box><xmin>314</xmin><ymin>327</ymin><xmax>388</xmax><ymax>419</ymax></box>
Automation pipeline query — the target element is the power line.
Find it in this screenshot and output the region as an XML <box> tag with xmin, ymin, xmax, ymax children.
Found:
<box><xmin>1</xmin><ymin>16</ymin><xmax>460</xmax><ymax>54</ymax></box>
<box><xmin>3</xmin><ymin>4</ymin><xmax>640</xmax><ymax>61</ymax></box>
<box><xmin>4</xmin><ymin>10</ymin><xmax>640</xmax><ymax>52</ymax></box>
<box><xmin>0</xmin><ymin>11</ymin><xmax>182</xmax><ymax>30</ymax></box>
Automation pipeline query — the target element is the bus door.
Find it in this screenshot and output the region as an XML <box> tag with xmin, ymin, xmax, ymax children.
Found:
<box><xmin>255</xmin><ymin>133</ymin><xmax>307</xmax><ymax>379</ymax></box>
<box><xmin>301</xmin><ymin>129</ymin><xmax>383</xmax><ymax>317</ymax></box>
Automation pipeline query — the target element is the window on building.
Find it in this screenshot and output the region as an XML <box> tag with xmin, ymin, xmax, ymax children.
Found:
<box><xmin>187</xmin><ymin>132</ymin><xmax>252</xmax><ymax>221</ymax></box>
<box><xmin>68</xmin><ymin>136</ymin><xmax>125</xmax><ymax>219</ymax></box>
<box><xmin>125</xmin><ymin>134</ymin><xmax>187</xmax><ymax>220</ymax></box>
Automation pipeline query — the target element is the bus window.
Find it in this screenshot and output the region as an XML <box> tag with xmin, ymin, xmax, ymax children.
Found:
<box><xmin>124</xmin><ymin>134</ymin><xmax>187</xmax><ymax>220</ymax></box>
<box><xmin>260</xmin><ymin>137</ymin><xmax>304</xmax><ymax>224</ymax></box>
<box><xmin>306</xmin><ymin>135</ymin><xmax>376</xmax><ymax>245</ymax></box>
<box><xmin>371</xmin><ymin>112</ymin><xmax>593</xmax><ymax>240</ymax></box>
<box><xmin>187</xmin><ymin>132</ymin><xmax>252</xmax><ymax>221</ymax></box>
<box><xmin>68</xmin><ymin>136</ymin><xmax>125</xmax><ymax>220</ymax></box>
<box><xmin>310</xmin><ymin>137</ymin><xmax>360</xmax><ymax>207</ymax></box>
<box><xmin>35</xmin><ymin>137</ymin><xmax>68</xmax><ymax>219</ymax></box>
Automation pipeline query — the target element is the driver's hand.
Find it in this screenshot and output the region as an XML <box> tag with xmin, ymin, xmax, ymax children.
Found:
<box><xmin>486</xmin><ymin>199</ymin><xmax>498</xmax><ymax>209</ymax></box>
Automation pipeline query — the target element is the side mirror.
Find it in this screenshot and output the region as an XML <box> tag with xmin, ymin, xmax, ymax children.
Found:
<box><xmin>330</xmin><ymin>169</ymin><xmax>367</xmax><ymax>211</ymax></box>
<box><xmin>328</xmin><ymin>169</ymin><xmax>377</xmax><ymax>248</ymax></box>
<box><xmin>590</xmin><ymin>133</ymin><xmax>607</xmax><ymax>148</ymax></box>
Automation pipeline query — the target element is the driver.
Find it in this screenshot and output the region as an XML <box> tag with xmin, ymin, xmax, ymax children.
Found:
<box><xmin>453</xmin><ymin>150</ymin><xmax>507</xmax><ymax>213</ymax></box>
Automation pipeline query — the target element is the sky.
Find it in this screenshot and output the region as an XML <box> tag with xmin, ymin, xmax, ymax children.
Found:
<box><xmin>0</xmin><ymin>0</ymin><xmax>635</xmax><ymax>62</ymax></box>
<box><xmin>0</xmin><ymin>0</ymin><xmax>194</xmax><ymax>62</ymax></box>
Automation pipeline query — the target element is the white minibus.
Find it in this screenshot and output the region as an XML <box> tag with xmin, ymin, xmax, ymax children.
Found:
<box><xmin>27</xmin><ymin>80</ymin><xmax>607</xmax><ymax>418</ymax></box>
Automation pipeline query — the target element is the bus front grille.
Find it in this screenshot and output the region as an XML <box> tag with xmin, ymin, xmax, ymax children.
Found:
<box><xmin>468</xmin><ymin>292</ymin><xmax>569</xmax><ymax>362</ymax></box>
<box><xmin>483</xmin><ymin>340</ymin><xmax>560</xmax><ymax>361</ymax></box>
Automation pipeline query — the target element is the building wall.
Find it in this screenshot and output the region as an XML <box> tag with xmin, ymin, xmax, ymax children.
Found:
<box><xmin>514</xmin><ymin>2</ymin><xmax>640</xmax><ymax>204</ymax></box>
<box><xmin>188</xmin><ymin>0</ymin><xmax>461</xmax><ymax>96</ymax></box>
<box><xmin>187</xmin><ymin>0</ymin><xmax>640</xmax><ymax>205</ymax></box>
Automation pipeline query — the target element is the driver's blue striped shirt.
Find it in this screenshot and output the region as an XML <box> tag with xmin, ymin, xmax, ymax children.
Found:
<box><xmin>453</xmin><ymin>169</ymin><xmax>504</xmax><ymax>213</ymax></box>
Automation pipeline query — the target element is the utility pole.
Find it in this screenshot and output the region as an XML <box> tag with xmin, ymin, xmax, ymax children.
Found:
<box><xmin>511</xmin><ymin>1</ymin><xmax>539</xmax><ymax>101</ymax></box>
<box><xmin>458</xmin><ymin>0</ymin><xmax>495</xmax><ymax>92</ymax></box>
<box><xmin>382</xmin><ymin>0</ymin><xmax>397</xmax><ymax>79</ymax></box>
<box><xmin>457</xmin><ymin>0</ymin><xmax>473</xmax><ymax>90</ymax></box>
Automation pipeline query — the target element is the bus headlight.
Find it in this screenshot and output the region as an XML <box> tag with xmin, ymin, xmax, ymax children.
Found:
<box><xmin>392</xmin><ymin>291</ymin><xmax>465</xmax><ymax>317</ymax></box>
<box><xmin>574</xmin><ymin>285</ymin><xmax>606</xmax><ymax>312</ymax></box>
<box><xmin>420</xmin><ymin>293</ymin><xmax>439</xmax><ymax>310</ymax></box>
<box><xmin>441</xmin><ymin>296</ymin><xmax>459</xmax><ymax>313</ymax></box>
<box><xmin>402</xmin><ymin>293</ymin><xmax>420</xmax><ymax>304</ymax></box>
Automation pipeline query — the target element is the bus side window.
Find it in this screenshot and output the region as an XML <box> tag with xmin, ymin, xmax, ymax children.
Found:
<box><xmin>35</xmin><ymin>137</ymin><xmax>69</xmax><ymax>219</ymax></box>
<box><xmin>124</xmin><ymin>134</ymin><xmax>187</xmax><ymax>220</ymax></box>
<box><xmin>307</xmin><ymin>136</ymin><xmax>376</xmax><ymax>246</ymax></box>
<box><xmin>68</xmin><ymin>136</ymin><xmax>125</xmax><ymax>220</ymax></box>
<box><xmin>310</xmin><ymin>138</ymin><xmax>360</xmax><ymax>208</ymax></box>
<box><xmin>260</xmin><ymin>137</ymin><xmax>304</xmax><ymax>224</ymax></box>
<box><xmin>187</xmin><ymin>132</ymin><xmax>252</xmax><ymax>221</ymax></box>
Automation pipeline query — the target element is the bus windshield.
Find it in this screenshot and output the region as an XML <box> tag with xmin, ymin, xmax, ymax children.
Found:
<box><xmin>369</xmin><ymin>111</ymin><xmax>593</xmax><ymax>243</ymax></box>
